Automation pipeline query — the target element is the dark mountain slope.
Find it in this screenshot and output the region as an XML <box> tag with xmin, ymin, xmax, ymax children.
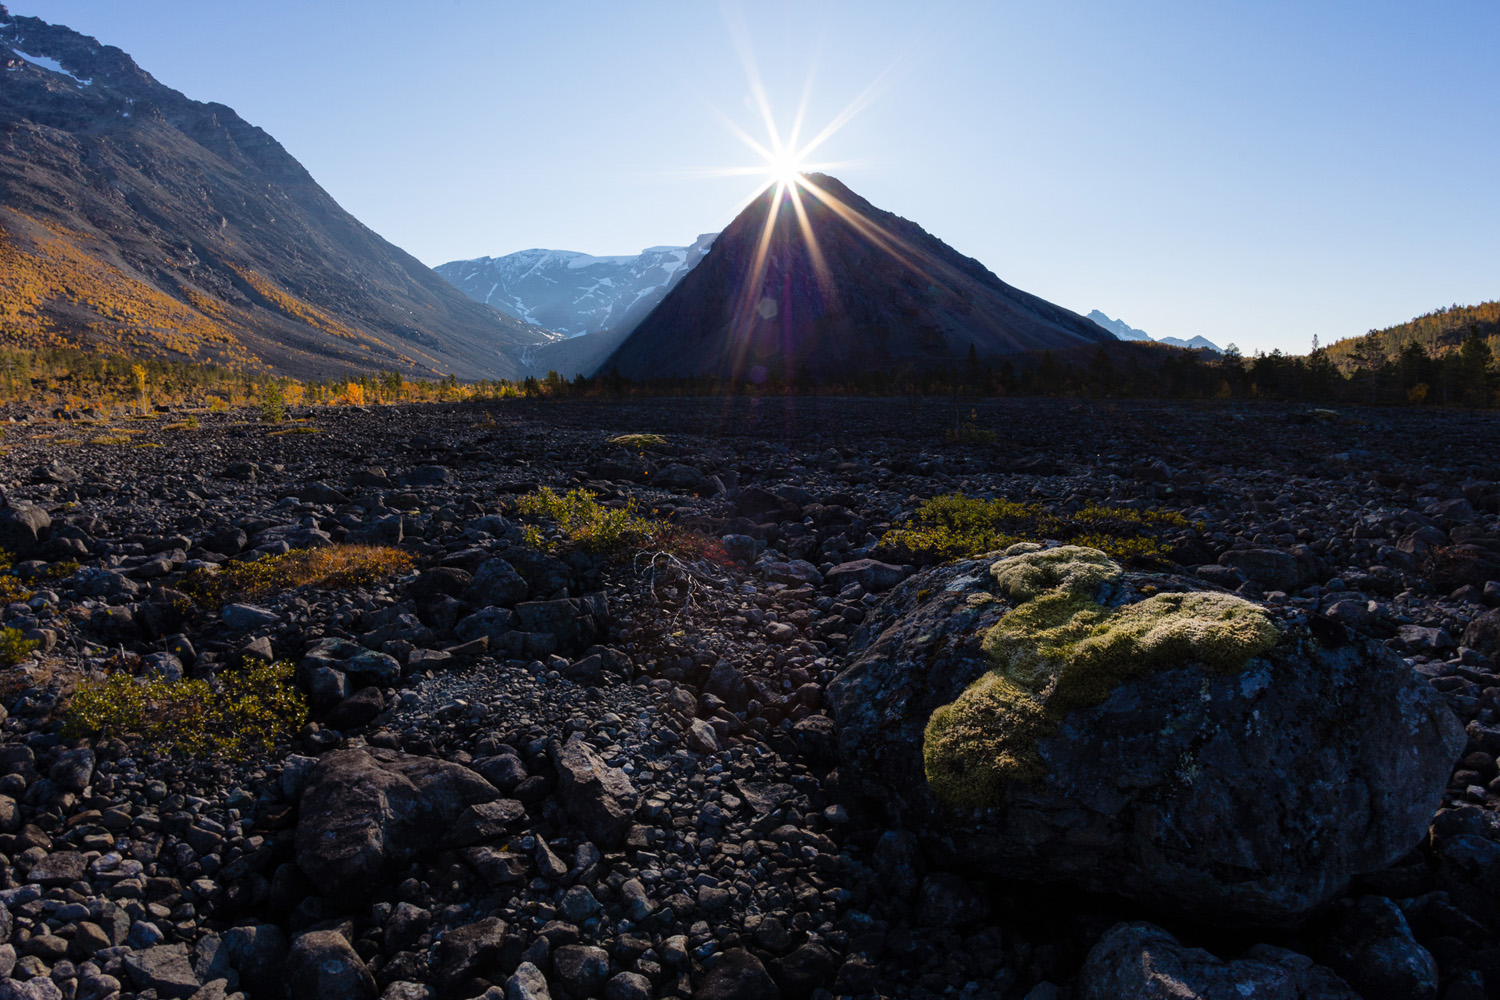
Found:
<box><xmin>604</xmin><ymin>173</ymin><xmax>1111</xmax><ymax>379</ymax></box>
<box><xmin>0</xmin><ymin>5</ymin><xmax>547</xmax><ymax>378</ymax></box>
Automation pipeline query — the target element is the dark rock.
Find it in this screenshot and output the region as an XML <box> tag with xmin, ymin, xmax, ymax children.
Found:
<box><xmin>122</xmin><ymin>943</ymin><xmax>201</xmax><ymax>1000</ymax></box>
<box><xmin>553</xmin><ymin>944</ymin><xmax>610</xmax><ymax>997</ymax></box>
<box><xmin>433</xmin><ymin>916</ymin><xmax>507</xmax><ymax>991</ymax></box>
<box><xmin>826</xmin><ymin>559</ymin><xmax>907</xmax><ymax>592</ymax></box>
<box><xmin>324</xmin><ymin>688</ymin><xmax>385</xmax><ymax>731</ymax></box>
<box><xmin>507</xmin><ymin>961</ymin><xmax>552</xmax><ymax>1000</ymax></box>
<box><xmin>1218</xmin><ymin>548</ymin><xmax>1303</xmax><ymax>591</ymax></box>
<box><xmin>769</xmin><ymin>943</ymin><xmax>838</xmax><ymax>999</ymax></box>
<box><xmin>294</xmin><ymin>748</ymin><xmax>502</xmax><ymax>905</ymax></box>
<box><xmin>552</xmin><ymin>735</ymin><xmax>639</xmax><ymax>848</ymax></box>
<box><xmin>695</xmin><ymin>948</ymin><xmax>779</xmax><ymax>1000</ymax></box>
<box><xmin>283</xmin><ymin>930</ymin><xmax>377</xmax><ymax>1000</ymax></box>
<box><xmin>917</xmin><ymin>872</ymin><xmax>990</xmax><ymax>928</ymax></box>
<box><xmin>0</xmin><ymin>497</ymin><xmax>51</xmax><ymax>557</ymax></box>
<box><xmin>829</xmin><ymin>557</ymin><xmax>1466</xmax><ymax>922</ymax></box>
<box><xmin>465</xmin><ymin>558</ymin><xmax>530</xmax><ymax>609</ymax></box>
<box><xmin>1076</xmin><ymin>922</ymin><xmax>1357</xmax><ymax>999</ymax></box>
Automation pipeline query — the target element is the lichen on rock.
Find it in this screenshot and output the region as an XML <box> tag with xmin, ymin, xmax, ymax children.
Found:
<box><xmin>926</xmin><ymin>547</ymin><xmax>1282</xmax><ymax>808</ymax></box>
<box><xmin>989</xmin><ymin>544</ymin><xmax>1122</xmax><ymax>601</ymax></box>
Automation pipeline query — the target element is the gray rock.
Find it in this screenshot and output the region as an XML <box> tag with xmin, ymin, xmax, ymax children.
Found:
<box><xmin>553</xmin><ymin>944</ymin><xmax>610</xmax><ymax>997</ymax></box>
<box><xmin>826</xmin><ymin>559</ymin><xmax>907</xmax><ymax>592</ymax></box>
<box><xmin>221</xmin><ymin>604</ymin><xmax>279</xmax><ymax>630</ymax></box>
<box><xmin>222</xmin><ymin>923</ymin><xmax>287</xmax><ymax>997</ymax></box>
<box><xmin>0</xmin><ymin>978</ymin><xmax>63</xmax><ymax>1000</ymax></box>
<box><xmin>123</xmin><ymin>942</ymin><xmax>201</xmax><ymax>1000</ymax></box>
<box><xmin>551</xmin><ymin>734</ymin><xmax>639</xmax><ymax>847</ymax></box>
<box><xmin>1218</xmin><ymin>548</ymin><xmax>1302</xmax><ymax>591</ymax></box>
<box><xmin>695</xmin><ymin>948</ymin><xmax>779</xmax><ymax>1000</ymax></box>
<box><xmin>465</xmin><ymin>558</ymin><xmax>530</xmax><ymax>609</ymax></box>
<box><xmin>604</xmin><ymin>972</ymin><xmax>652</xmax><ymax>1000</ymax></box>
<box><xmin>27</xmin><ymin>851</ymin><xmax>86</xmax><ymax>887</ymax></box>
<box><xmin>294</xmin><ymin>748</ymin><xmax>502</xmax><ymax>905</ymax></box>
<box><xmin>283</xmin><ymin>930</ymin><xmax>376</xmax><ymax>1000</ymax></box>
<box><xmin>1076</xmin><ymin>921</ymin><xmax>1357</xmax><ymax>999</ymax></box>
<box><xmin>506</xmin><ymin>962</ymin><xmax>552</xmax><ymax>1000</ymax></box>
<box><xmin>433</xmin><ymin>916</ymin><xmax>507</xmax><ymax>991</ymax></box>
<box><xmin>0</xmin><ymin>498</ymin><xmax>51</xmax><ymax>558</ymax></box>
<box><xmin>49</xmin><ymin>748</ymin><xmax>94</xmax><ymax>793</ymax></box>
<box><xmin>829</xmin><ymin>557</ymin><xmax>1466</xmax><ymax>922</ymax></box>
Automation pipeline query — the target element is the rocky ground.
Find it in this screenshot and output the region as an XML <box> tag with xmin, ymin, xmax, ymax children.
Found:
<box><xmin>0</xmin><ymin>395</ymin><xmax>1497</xmax><ymax>1000</ymax></box>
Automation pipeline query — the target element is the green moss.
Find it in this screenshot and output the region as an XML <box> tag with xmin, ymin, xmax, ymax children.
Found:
<box><xmin>924</xmin><ymin>550</ymin><xmax>1282</xmax><ymax>808</ymax></box>
<box><xmin>989</xmin><ymin>545</ymin><xmax>1122</xmax><ymax>601</ymax></box>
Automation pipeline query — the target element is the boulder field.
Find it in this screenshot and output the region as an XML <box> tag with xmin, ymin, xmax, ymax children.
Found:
<box><xmin>0</xmin><ymin>396</ymin><xmax>1496</xmax><ymax>1000</ymax></box>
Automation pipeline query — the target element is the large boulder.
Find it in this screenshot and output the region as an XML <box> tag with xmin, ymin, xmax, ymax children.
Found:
<box><xmin>828</xmin><ymin>547</ymin><xmax>1465</xmax><ymax>923</ymax></box>
<box><xmin>0</xmin><ymin>495</ymin><xmax>50</xmax><ymax>558</ymax></box>
<box><xmin>294</xmin><ymin>749</ymin><xmax>505</xmax><ymax>905</ymax></box>
<box><xmin>1076</xmin><ymin>922</ymin><xmax>1357</xmax><ymax>999</ymax></box>
<box><xmin>551</xmin><ymin>735</ymin><xmax>639</xmax><ymax>847</ymax></box>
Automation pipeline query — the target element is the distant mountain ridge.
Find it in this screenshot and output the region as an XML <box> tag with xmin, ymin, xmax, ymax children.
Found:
<box><xmin>603</xmin><ymin>174</ymin><xmax>1114</xmax><ymax>380</ymax></box>
<box><xmin>437</xmin><ymin>233</ymin><xmax>716</xmax><ymax>338</ymax></box>
<box><xmin>1087</xmin><ymin>310</ymin><xmax>1220</xmax><ymax>353</ymax></box>
<box><xmin>0</xmin><ymin>4</ymin><xmax>549</xmax><ymax>378</ymax></box>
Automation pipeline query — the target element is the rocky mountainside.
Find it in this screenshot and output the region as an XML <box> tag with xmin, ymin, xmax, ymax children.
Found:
<box><xmin>437</xmin><ymin>234</ymin><xmax>717</xmax><ymax>339</ymax></box>
<box><xmin>603</xmin><ymin>174</ymin><xmax>1114</xmax><ymax>380</ymax></box>
<box><xmin>1088</xmin><ymin>309</ymin><xmax>1221</xmax><ymax>352</ymax></box>
<box><xmin>0</xmin><ymin>6</ymin><xmax>550</xmax><ymax>379</ymax></box>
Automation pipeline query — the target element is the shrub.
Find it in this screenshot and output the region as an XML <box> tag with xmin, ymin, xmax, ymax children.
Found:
<box><xmin>267</xmin><ymin>425</ymin><xmax>320</xmax><ymax>436</ymax></box>
<box><xmin>608</xmin><ymin>433</ymin><xmax>668</xmax><ymax>450</ymax></box>
<box><xmin>0</xmin><ymin>549</ymin><xmax>31</xmax><ymax>605</ymax></box>
<box><xmin>183</xmin><ymin>544</ymin><xmax>413</xmax><ymax>608</ymax></box>
<box><xmin>516</xmin><ymin>487</ymin><xmax>726</xmax><ymax>564</ymax></box>
<box><xmin>878</xmin><ymin>494</ymin><xmax>1193</xmax><ymax>565</ymax></box>
<box><xmin>518</xmin><ymin>487</ymin><xmax>660</xmax><ymax>555</ymax></box>
<box><xmin>0</xmin><ymin>628</ymin><xmax>38</xmax><ymax>667</ymax></box>
<box><xmin>62</xmin><ymin>659</ymin><xmax>306</xmax><ymax>755</ymax></box>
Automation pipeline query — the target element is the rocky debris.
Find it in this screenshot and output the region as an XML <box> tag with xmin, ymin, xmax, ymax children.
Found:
<box><xmin>1075</xmin><ymin>922</ymin><xmax>1358</xmax><ymax>999</ymax></box>
<box><xmin>0</xmin><ymin>397</ymin><xmax>1496</xmax><ymax>1000</ymax></box>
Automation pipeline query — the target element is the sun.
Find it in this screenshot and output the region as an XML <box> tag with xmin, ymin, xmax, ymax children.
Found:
<box><xmin>765</xmin><ymin>145</ymin><xmax>805</xmax><ymax>187</ymax></box>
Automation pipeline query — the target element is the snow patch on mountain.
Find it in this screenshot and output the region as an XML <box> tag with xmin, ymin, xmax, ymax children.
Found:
<box><xmin>1088</xmin><ymin>309</ymin><xmax>1220</xmax><ymax>352</ymax></box>
<box><xmin>437</xmin><ymin>232</ymin><xmax>717</xmax><ymax>338</ymax></box>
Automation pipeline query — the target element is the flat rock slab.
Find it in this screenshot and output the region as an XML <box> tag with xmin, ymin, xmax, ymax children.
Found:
<box><xmin>123</xmin><ymin>943</ymin><xmax>201</xmax><ymax>1000</ymax></box>
<box><xmin>27</xmin><ymin>851</ymin><xmax>86</xmax><ymax>887</ymax></box>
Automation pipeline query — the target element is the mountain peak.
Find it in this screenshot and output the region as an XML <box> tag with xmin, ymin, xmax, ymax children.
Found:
<box><xmin>602</xmin><ymin>174</ymin><xmax>1111</xmax><ymax>379</ymax></box>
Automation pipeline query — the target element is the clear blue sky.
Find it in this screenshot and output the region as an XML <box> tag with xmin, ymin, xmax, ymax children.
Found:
<box><xmin>12</xmin><ymin>1</ymin><xmax>1499</xmax><ymax>354</ymax></box>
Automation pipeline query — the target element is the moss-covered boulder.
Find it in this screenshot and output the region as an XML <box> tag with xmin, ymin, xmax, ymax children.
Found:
<box><xmin>827</xmin><ymin>546</ymin><xmax>1465</xmax><ymax>923</ymax></box>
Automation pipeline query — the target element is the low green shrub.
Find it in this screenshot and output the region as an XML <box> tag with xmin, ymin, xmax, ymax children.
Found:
<box><xmin>608</xmin><ymin>433</ymin><xmax>668</xmax><ymax>450</ymax></box>
<box><xmin>878</xmin><ymin>493</ymin><xmax>1194</xmax><ymax>565</ymax></box>
<box><xmin>518</xmin><ymin>487</ymin><xmax>660</xmax><ymax>555</ymax></box>
<box><xmin>62</xmin><ymin>659</ymin><xmax>306</xmax><ymax>755</ymax></box>
<box><xmin>0</xmin><ymin>628</ymin><xmax>38</xmax><ymax>667</ymax></box>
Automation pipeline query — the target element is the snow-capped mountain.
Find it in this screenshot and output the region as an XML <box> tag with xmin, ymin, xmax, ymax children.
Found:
<box><xmin>1088</xmin><ymin>310</ymin><xmax>1220</xmax><ymax>353</ymax></box>
<box><xmin>436</xmin><ymin>233</ymin><xmax>717</xmax><ymax>338</ymax></box>
<box><xmin>1087</xmin><ymin>310</ymin><xmax>1152</xmax><ymax>342</ymax></box>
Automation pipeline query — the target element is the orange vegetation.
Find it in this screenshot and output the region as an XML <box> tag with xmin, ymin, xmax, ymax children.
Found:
<box><xmin>0</xmin><ymin>208</ymin><xmax>253</xmax><ymax>365</ymax></box>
